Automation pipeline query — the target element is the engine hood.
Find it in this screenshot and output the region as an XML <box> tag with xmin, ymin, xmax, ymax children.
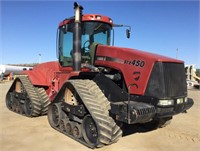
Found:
<box><xmin>95</xmin><ymin>45</ymin><xmax>183</xmax><ymax>64</ymax></box>
<box><xmin>95</xmin><ymin>45</ymin><xmax>184</xmax><ymax>96</ymax></box>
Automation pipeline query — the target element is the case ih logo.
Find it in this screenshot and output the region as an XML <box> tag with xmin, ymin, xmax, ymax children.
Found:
<box><xmin>124</xmin><ymin>59</ymin><xmax>145</xmax><ymax>67</ymax></box>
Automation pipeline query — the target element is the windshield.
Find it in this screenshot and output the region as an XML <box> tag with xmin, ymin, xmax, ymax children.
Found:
<box><xmin>58</xmin><ymin>21</ymin><xmax>111</xmax><ymax>67</ymax></box>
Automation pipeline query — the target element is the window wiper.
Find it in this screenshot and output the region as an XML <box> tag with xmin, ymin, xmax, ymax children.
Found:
<box><xmin>94</xmin><ymin>23</ymin><xmax>103</xmax><ymax>31</ymax></box>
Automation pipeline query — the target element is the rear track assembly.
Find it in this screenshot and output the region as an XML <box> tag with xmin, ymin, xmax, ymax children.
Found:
<box><xmin>6</xmin><ymin>76</ymin><xmax>50</xmax><ymax>117</ymax></box>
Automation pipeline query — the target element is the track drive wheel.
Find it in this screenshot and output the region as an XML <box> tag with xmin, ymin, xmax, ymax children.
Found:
<box><xmin>64</xmin><ymin>87</ymin><xmax>78</xmax><ymax>105</ymax></box>
<box><xmin>15</xmin><ymin>80</ymin><xmax>23</xmax><ymax>93</ymax></box>
<box><xmin>82</xmin><ymin>115</ymin><xmax>100</xmax><ymax>147</ymax></box>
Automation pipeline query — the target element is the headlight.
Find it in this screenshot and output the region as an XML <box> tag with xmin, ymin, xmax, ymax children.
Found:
<box><xmin>157</xmin><ymin>99</ymin><xmax>174</xmax><ymax>106</ymax></box>
<box><xmin>96</xmin><ymin>15</ymin><xmax>102</xmax><ymax>20</ymax></box>
<box><xmin>177</xmin><ymin>98</ymin><xmax>184</xmax><ymax>104</ymax></box>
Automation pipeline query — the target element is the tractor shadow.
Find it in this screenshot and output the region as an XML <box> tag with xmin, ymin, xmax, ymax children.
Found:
<box><xmin>121</xmin><ymin>121</ymin><xmax>159</xmax><ymax>137</ymax></box>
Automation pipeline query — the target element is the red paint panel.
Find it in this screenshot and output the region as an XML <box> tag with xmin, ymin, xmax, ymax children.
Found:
<box><xmin>23</xmin><ymin>62</ymin><xmax>59</xmax><ymax>86</ymax></box>
<box><xmin>95</xmin><ymin>45</ymin><xmax>183</xmax><ymax>95</ymax></box>
<box><xmin>23</xmin><ymin>62</ymin><xmax>74</xmax><ymax>99</ymax></box>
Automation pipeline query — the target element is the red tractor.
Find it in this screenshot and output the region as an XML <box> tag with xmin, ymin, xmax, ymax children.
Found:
<box><xmin>6</xmin><ymin>2</ymin><xmax>193</xmax><ymax>148</ymax></box>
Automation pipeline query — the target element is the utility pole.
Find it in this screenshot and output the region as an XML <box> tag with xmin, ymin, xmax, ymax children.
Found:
<box><xmin>38</xmin><ymin>53</ymin><xmax>41</xmax><ymax>64</ymax></box>
<box><xmin>176</xmin><ymin>48</ymin><xmax>178</xmax><ymax>59</ymax></box>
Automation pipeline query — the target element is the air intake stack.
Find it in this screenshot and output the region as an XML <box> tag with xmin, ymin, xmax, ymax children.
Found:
<box><xmin>73</xmin><ymin>2</ymin><xmax>83</xmax><ymax>71</ymax></box>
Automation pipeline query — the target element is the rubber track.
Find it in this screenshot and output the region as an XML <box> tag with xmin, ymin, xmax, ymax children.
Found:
<box><xmin>69</xmin><ymin>80</ymin><xmax>122</xmax><ymax>147</ymax></box>
<box><xmin>16</xmin><ymin>76</ymin><xmax>42</xmax><ymax>117</ymax></box>
<box><xmin>37</xmin><ymin>87</ymin><xmax>51</xmax><ymax>115</ymax></box>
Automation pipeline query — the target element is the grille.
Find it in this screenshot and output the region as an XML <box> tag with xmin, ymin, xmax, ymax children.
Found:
<box><xmin>163</xmin><ymin>63</ymin><xmax>187</xmax><ymax>97</ymax></box>
<box><xmin>145</xmin><ymin>62</ymin><xmax>187</xmax><ymax>99</ymax></box>
<box><xmin>137</xmin><ymin>106</ymin><xmax>156</xmax><ymax>116</ymax></box>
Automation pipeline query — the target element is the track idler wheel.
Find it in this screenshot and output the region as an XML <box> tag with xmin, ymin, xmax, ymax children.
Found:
<box><xmin>48</xmin><ymin>103</ymin><xmax>64</xmax><ymax>127</ymax></box>
<box><xmin>82</xmin><ymin>115</ymin><xmax>99</xmax><ymax>146</ymax></box>
<box><xmin>6</xmin><ymin>93</ymin><xmax>13</xmax><ymax>110</ymax></box>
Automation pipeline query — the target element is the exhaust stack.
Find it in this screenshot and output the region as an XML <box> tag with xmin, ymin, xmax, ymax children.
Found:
<box><xmin>73</xmin><ymin>2</ymin><xmax>83</xmax><ymax>71</ymax></box>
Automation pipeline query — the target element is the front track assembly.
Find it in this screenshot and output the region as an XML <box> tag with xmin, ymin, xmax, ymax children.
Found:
<box><xmin>48</xmin><ymin>80</ymin><xmax>122</xmax><ymax>148</ymax></box>
<box><xmin>6</xmin><ymin>76</ymin><xmax>50</xmax><ymax>117</ymax></box>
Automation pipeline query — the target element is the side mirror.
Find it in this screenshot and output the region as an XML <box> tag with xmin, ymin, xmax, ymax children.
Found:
<box><xmin>126</xmin><ymin>29</ymin><xmax>131</xmax><ymax>39</ymax></box>
<box><xmin>113</xmin><ymin>24</ymin><xmax>131</xmax><ymax>40</ymax></box>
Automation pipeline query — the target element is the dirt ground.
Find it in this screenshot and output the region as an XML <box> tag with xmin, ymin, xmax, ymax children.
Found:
<box><xmin>0</xmin><ymin>81</ymin><xmax>200</xmax><ymax>151</ymax></box>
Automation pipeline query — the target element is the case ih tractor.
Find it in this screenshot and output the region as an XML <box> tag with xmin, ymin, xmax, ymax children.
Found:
<box><xmin>6</xmin><ymin>2</ymin><xmax>193</xmax><ymax>148</ymax></box>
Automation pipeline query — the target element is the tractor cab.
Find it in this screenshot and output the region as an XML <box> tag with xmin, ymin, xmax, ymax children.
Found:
<box><xmin>57</xmin><ymin>14</ymin><xmax>113</xmax><ymax>67</ymax></box>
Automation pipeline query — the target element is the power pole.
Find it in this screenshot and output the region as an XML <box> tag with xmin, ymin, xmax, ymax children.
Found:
<box><xmin>176</xmin><ymin>48</ymin><xmax>178</xmax><ymax>59</ymax></box>
<box><xmin>38</xmin><ymin>53</ymin><xmax>41</xmax><ymax>64</ymax></box>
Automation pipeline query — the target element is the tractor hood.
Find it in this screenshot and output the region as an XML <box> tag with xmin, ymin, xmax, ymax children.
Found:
<box><xmin>95</xmin><ymin>45</ymin><xmax>183</xmax><ymax>64</ymax></box>
<box><xmin>95</xmin><ymin>45</ymin><xmax>185</xmax><ymax>96</ymax></box>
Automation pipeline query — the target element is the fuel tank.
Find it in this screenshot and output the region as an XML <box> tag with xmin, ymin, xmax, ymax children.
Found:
<box><xmin>0</xmin><ymin>64</ymin><xmax>32</xmax><ymax>76</ymax></box>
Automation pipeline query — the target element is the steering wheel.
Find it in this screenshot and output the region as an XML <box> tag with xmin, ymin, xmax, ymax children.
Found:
<box><xmin>83</xmin><ymin>40</ymin><xmax>90</xmax><ymax>52</ymax></box>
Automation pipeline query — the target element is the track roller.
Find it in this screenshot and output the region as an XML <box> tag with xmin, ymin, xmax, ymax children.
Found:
<box><xmin>72</xmin><ymin>122</ymin><xmax>82</xmax><ymax>139</ymax></box>
<box><xmin>65</xmin><ymin>120</ymin><xmax>73</xmax><ymax>134</ymax></box>
<box><xmin>59</xmin><ymin>119</ymin><xmax>67</xmax><ymax>132</ymax></box>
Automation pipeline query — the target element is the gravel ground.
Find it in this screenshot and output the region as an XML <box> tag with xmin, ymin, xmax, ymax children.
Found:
<box><xmin>0</xmin><ymin>81</ymin><xmax>200</xmax><ymax>151</ymax></box>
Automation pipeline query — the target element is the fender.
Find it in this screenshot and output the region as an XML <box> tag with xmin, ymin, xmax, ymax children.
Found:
<box><xmin>22</xmin><ymin>61</ymin><xmax>92</xmax><ymax>100</ymax></box>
